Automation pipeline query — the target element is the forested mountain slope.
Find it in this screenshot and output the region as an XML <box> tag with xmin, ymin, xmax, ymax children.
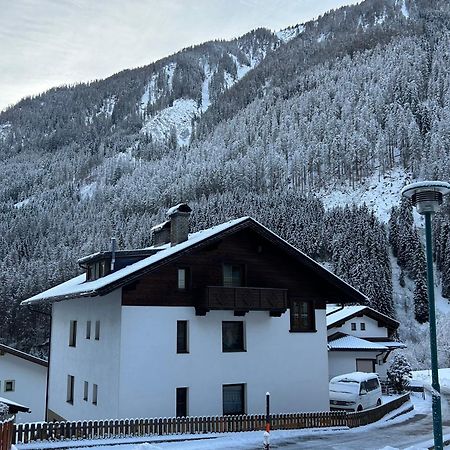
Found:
<box><xmin>1</xmin><ymin>0</ymin><xmax>450</xmax><ymax>365</ymax></box>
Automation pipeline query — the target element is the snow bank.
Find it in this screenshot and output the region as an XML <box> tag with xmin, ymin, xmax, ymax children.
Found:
<box><xmin>276</xmin><ymin>24</ymin><xmax>305</xmax><ymax>43</ymax></box>
<box><xmin>412</xmin><ymin>368</ymin><xmax>450</xmax><ymax>390</ymax></box>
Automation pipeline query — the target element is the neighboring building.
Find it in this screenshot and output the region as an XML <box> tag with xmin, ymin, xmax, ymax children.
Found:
<box><xmin>22</xmin><ymin>204</ymin><xmax>366</xmax><ymax>421</ymax></box>
<box><xmin>0</xmin><ymin>344</ymin><xmax>47</xmax><ymax>423</ymax></box>
<box><xmin>326</xmin><ymin>305</ymin><xmax>406</xmax><ymax>380</ymax></box>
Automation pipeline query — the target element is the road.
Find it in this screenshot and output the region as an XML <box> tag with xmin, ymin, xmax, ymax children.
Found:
<box><xmin>263</xmin><ymin>388</ymin><xmax>450</xmax><ymax>450</ymax></box>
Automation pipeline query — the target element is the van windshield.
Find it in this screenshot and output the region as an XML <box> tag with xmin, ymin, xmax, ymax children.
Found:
<box><xmin>330</xmin><ymin>381</ymin><xmax>360</xmax><ymax>395</ymax></box>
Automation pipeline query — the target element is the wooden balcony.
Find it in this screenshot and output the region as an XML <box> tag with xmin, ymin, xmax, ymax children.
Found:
<box><xmin>196</xmin><ymin>286</ymin><xmax>288</xmax><ymax>316</ymax></box>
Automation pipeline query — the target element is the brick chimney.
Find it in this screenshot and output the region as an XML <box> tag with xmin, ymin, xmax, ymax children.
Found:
<box><xmin>167</xmin><ymin>203</ymin><xmax>192</xmax><ymax>246</ymax></box>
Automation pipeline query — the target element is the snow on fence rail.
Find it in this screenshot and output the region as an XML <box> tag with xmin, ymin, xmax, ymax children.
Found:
<box><xmin>0</xmin><ymin>416</ymin><xmax>14</xmax><ymax>450</ymax></box>
<box><xmin>13</xmin><ymin>394</ymin><xmax>410</xmax><ymax>444</ymax></box>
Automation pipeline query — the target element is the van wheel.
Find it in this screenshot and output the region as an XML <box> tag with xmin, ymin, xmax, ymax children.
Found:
<box><xmin>376</xmin><ymin>398</ymin><xmax>382</xmax><ymax>406</ymax></box>
<box><xmin>357</xmin><ymin>405</ymin><xmax>363</xmax><ymax>412</ymax></box>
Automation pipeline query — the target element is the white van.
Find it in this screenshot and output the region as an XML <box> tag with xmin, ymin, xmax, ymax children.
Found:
<box><xmin>329</xmin><ymin>372</ymin><xmax>382</xmax><ymax>411</ymax></box>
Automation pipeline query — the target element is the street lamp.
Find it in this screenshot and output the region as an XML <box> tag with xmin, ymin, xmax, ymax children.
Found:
<box><xmin>401</xmin><ymin>180</ymin><xmax>450</xmax><ymax>450</ymax></box>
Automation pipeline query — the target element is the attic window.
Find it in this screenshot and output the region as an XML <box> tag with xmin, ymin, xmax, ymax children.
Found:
<box><xmin>87</xmin><ymin>261</ymin><xmax>109</xmax><ymax>281</ymax></box>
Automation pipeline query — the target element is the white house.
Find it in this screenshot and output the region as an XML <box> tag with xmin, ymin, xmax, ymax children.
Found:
<box><xmin>0</xmin><ymin>344</ymin><xmax>48</xmax><ymax>423</ymax></box>
<box><xmin>326</xmin><ymin>305</ymin><xmax>406</xmax><ymax>380</ymax></box>
<box><xmin>22</xmin><ymin>205</ymin><xmax>367</xmax><ymax>421</ymax></box>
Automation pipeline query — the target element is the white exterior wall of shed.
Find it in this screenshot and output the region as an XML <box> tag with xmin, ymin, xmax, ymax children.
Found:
<box><xmin>118</xmin><ymin>307</ymin><xmax>330</xmax><ymax>418</ymax></box>
<box><xmin>48</xmin><ymin>291</ymin><xmax>122</xmax><ymax>421</ymax></box>
<box><xmin>327</xmin><ymin>315</ymin><xmax>389</xmax><ymax>338</ymax></box>
<box><xmin>328</xmin><ymin>350</ymin><xmax>387</xmax><ymax>380</ymax></box>
<box><xmin>0</xmin><ymin>354</ymin><xmax>47</xmax><ymax>423</ymax></box>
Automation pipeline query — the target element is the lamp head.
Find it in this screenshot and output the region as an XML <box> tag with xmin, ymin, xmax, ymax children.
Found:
<box><xmin>401</xmin><ymin>181</ymin><xmax>450</xmax><ymax>214</ymax></box>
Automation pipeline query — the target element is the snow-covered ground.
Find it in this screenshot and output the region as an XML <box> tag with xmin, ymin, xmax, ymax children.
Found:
<box><xmin>320</xmin><ymin>167</ymin><xmax>410</xmax><ymax>223</ymax></box>
<box><xmin>275</xmin><ymin>24</ymin><xmax>305</xmax><ymax>43</ymax></box>
<box><xmin>141</xmin><ymin>99</ymin><xmax>198</xmax><ymax>147</ymax></box>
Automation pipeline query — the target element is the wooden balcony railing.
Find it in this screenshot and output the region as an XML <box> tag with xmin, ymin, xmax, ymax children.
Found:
<box><xmin>198</xmin><ymin>286</ymin><xmax>288</xmax><ymax>315</ymax></box>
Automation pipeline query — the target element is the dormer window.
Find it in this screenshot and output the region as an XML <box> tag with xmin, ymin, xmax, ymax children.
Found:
<box><xmin>87</xmin><ymin>260</ymin><xmax>109</xmax><ymax>281</ymax></box>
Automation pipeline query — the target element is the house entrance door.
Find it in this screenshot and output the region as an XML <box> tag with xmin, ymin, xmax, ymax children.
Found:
<box><xmin>356</xmin><ymin>359</ymin><xmax>375</xmax><ymax>372</ymax></box>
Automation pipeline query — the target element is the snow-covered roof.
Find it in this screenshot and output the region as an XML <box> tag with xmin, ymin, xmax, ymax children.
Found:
<box><xmin>326</xmin><ymin>305</ymin><xmax>399</xmax><ymax>329</ymax></box>
<box><xmin>328</xmin><ymin>334</ymin><xmax>388</xmax><ymax>351</ymax></box>
<box><xmin>150</xmin><ymin>220</ymin><xmax>170</xmax><ymax>232</ymax></box>
<box><xmin>0</xmin><ymin>396</ymin><xmax>30</xmax><ymax>413</ymax></box>
<box><xmin>326</xmin><ymin>305</ymin><xmax>367</xmax><ymax>327</ymax></box>
<box><xmin>0</xmin><ymin>344</ymin><xmax>48</xmax><ymax>367</ymax></box>
<box><xmin>22</xmin><ymin>216</ymin><xmax>368</xmax><ymax>306</ymax></box>
<box><xmin>371</xmin><ymin>341</ymin><xmax>406</xmax><ymax>349</ymax></box>
<box><xmin>22</xmin><ymin>217</ymin><xmax>249</xmax><ymax>305</ymax></box>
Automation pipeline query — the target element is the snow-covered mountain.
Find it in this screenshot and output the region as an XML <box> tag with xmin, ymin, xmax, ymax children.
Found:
<box><xmin>1</xmin><ymin>0</ymin><xmax>450</xmax><ymax>360</ymax></box>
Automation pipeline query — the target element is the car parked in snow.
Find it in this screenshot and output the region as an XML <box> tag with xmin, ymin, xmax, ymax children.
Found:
<box><xmin>329</xmin><ymin>372</ymin><xmax>382</xmax><ymax>411</ymax></box>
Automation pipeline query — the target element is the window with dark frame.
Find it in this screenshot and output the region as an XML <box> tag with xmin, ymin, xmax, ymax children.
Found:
<box><xmin>177</xmin><ymin>320</ymin><xmax>189</xmax><ymax>353</ymax></box>
<box><xmin>360</xmin><ymin>323</ymin><xmax>366</xmax><ymax>331</ymax></box>
<box><xmin>92</xmin><ymin>384</ymin><xmax>98</xmax><ymax>405</ymax></box>
<box><xmin>4</xmin><ymin>380</ymin><xmax>15</xmax><ymax>392</ymax></box>
<box><xmin>95</xmin><ymin>321</ymin><xmax>100</xmax><ymax>340</ymax></box>
<box><xmin>67</xmin><ymin>375</ymin><xmax>74</xmax><ymax>404</ymax></box>
<box><xmin>223</xmin><ymin>264</ymin><xmax>243</xmax><ymax>287</ymax></box>
<box><xmin>223</xmin><ymin>384</ymin><xmax>245</xmax><ymax>415</ymax></box>
<box><xmin>176</xmin><ymin>387</ymin><xmax>188</xmax><ymax>417</ymax></box>
<box><xmin>290</xmin><ymin>300</ymin><xmax>314</xmax><ymax>332</ymax></box>
<box><xmin>86</xmin><ymin>321</ymin><xmax>91</xmax><ymax>339</ymax></box>
<box><xmin>69</xmin><ymin>320</ymin><xmax>77</xmax><ymax>347</ymax></box>
<box><xmin>83</xmin><ymin>381</ymin><xmax>89</xmax><ymax>401</ymax></box>
<box><xmin>222</xmin><ymin>321</ymin><xmax>245</xmax><ymax>352</ymax></box>
<box><xmin>351</xmin><ymin>322</ymin><xmax>357</xmax><ymax>331</ymax></box>
<box><xmin>177</xmin><ymin>268</ymin><xmax>190</xmax><ymax>290</ymax></box>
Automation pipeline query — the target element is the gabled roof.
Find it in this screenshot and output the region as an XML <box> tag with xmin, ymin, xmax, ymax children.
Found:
<box><xmin>0</xmin><ymin>344</ymin><xmax>48</xmax><ymax>367</ymax></box>
<box><xmin>326</xmin><ymin>305</ymin><xmax>399</xmax><ymax>330</ymax></box>
<box><xmin>22</xmin><ymin>217</ymin><xmax>368</xmax><ymax>306</ymax></box>
<box><xmin>0</xmin><ymin>396</ymin><xmax>30</xmax><ymax>413</ymax></box>
<box><xmin>327</xmin><ymin>333</ymin><xmax>389</xmax><ymax>351</ymax></box>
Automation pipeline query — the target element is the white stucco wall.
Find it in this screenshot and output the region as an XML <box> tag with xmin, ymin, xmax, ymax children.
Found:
<box><xmin>118</xmin><ymin>307</ymin><xmax>329</xmax><ymax>418</ymax></box>
<box><xmin>0</xmin><ymin>354</ymin><xmax>47</xmax><ymax>423</ymax></box>
<box><xmin>328</xmin><ymin>315</ymin><xmax>388</xmax><ymax>338</ymax></box>
<box><xmin>48</xmin><ymin>291</ymin><xmax>122</xmax><ymax>421</ymax></box>
<box><xmin>328</xmin><ymin>350</ymin><xmax>386</xmax><ymax>380</ymax></box>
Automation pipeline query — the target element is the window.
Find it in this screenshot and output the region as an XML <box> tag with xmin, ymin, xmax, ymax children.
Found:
<box><xmin>69</xmin><ymin>320</ymin><xmax>77</xmax><ymax>347</ymax></box>
<box><xmin>177</xmin><ymin>320</ymin><xmax>189</xmax><ymax>353</ymax></box>
<box><xmin>83</xmin><ymin>381</ymin><xmax>89</xmax><ymax>401</ymax></box>
<box><xmin>176</xmin><ymin>387</ymin><xmax>188</xmax><ymax>417</ymax></box>
<box><xmin>223</xmin><ymin>384</ymin><xmax>245</xmax><ymax>415</ymax></box>
<box><xmin>366</xmin><ymin>378</ymin><xmax>380</xmax><ymax>391</ymax></box>
<box><xmin>223</xmin><ymin>264</ymin><xmax>243</xmax><ymax>287</ymax></box>
<box><xmin>356</xmin><ymin>359</ymin><xmax>376</xmax><ymax>372</ymax></box>
<box><xmin>67</xmin><ymin>375</ymin><xmax>74</xmax><ymax>404</ymax></box>
<box><xmin>177</xmin><ymin>268</ymin><xmax>190</xmax><ymax>290</ymax></box>
<box><xmin>95</xmin><ymin>321</ymin><xmax>100</xmax><ymax>340</ymax></box>
<box><xmin>4</xmin><ymin>380</ymin><xmax>15</xmax><ymax>392</ymax></box>
<box><xmin>360</xmin><ymin>323</ymin><xmax>366</xmax><ymax>331</ymax></box>
<box><xmin>92</xmin><ymin>384</ymin><xmax>98</xmax><ymax>405</ymax></box>
<box><xmin>351</xmin><ymin>322</ymin><xmax>357</xmax><ymax>331</ymax></box>
<box><xmin>290</xmin><ymin>300</ymin><xmax>315</xmax><ymax>332</ymax></box>
<box><xmin>86</xmin><ymin>321</ymin><xmax>91</xmax><ymax>339</ymax></box>
<box><xmin>222</xmin><ymin>321</ymin><xmax>245</xmax><ymax>352</ymax></box>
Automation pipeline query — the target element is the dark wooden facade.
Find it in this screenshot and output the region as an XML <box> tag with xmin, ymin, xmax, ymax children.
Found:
<box><xmin>122</xmin><ymin>227</ymin><xmax>355</xmax><ymax>314</ymax></box>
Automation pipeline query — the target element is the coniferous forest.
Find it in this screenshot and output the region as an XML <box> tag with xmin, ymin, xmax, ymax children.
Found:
<box><xmin>1</xmin><ymin>0</ymin><xmax>450</xmax><ymax>368</ymax></box>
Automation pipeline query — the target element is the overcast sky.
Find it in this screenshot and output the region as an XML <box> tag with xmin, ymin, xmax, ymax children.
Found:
<box><xmin>0</xmin><ymin>0</ymin><xmax>360</xmax><ymax>111</ymax></box>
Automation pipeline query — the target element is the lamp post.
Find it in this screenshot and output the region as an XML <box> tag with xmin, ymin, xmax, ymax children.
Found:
<box><xmin>401</xmin><ymin>180</ymin><xmax>450</xmax><ymax>450</ymax></box>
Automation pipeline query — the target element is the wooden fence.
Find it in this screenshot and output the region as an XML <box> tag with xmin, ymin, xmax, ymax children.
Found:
<box><xmin>12</xmin><ymin>393</ymin><xmax>410</xmax><ymax>444</ymax></box>
<box><xmin>0</xmin><ymin>416</ymin><xmax>14</xmax><ymax>450</ymax></box>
